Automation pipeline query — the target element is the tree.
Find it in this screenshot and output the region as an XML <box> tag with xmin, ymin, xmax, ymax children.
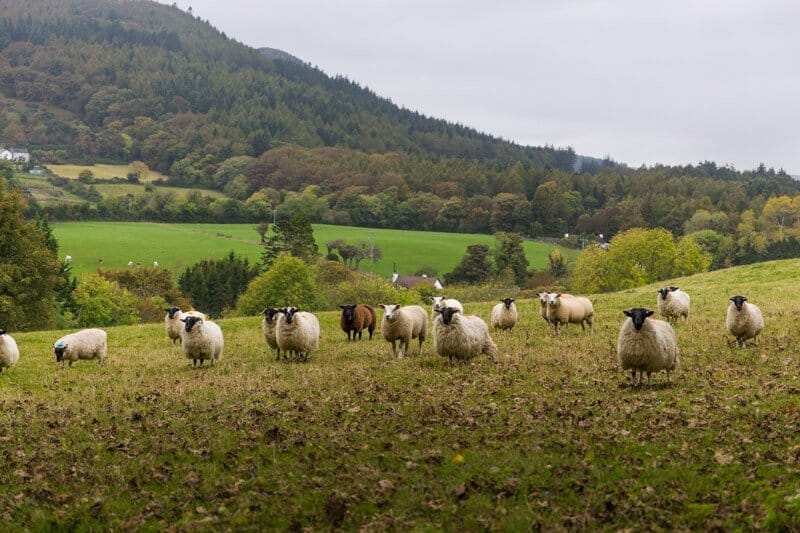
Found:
<box><xmin>128</xmin><ymin>161</ymin><xmax>150</xmax><ymax>183</ymax></box>
<box><xmin>0</xmin><ymin>186</ymin><xmax>62</xmax><ymax>330</ymax></box>
<box><xmin>352</xmin><ymin>241</ymin><xmax>382</xmax><ymax>270</ymax></box>
<box><xmin>258</xmin><ymin>213</ymin><xmax>319</xmax><ymax>269</ymax></box>
<box><xmin>492</xmin><ymin>232</ymin><xmax>529</xmax><ymax>286</ymax></box>
<box><xmin>236</xmin><ymin>253</ymin><xmax>317</xmax><ymax>315</ymax></box>
<box><xmin>547</xmin><ymin>249</ymin><xmax>568</xmax><ymax>279</ymax></box>
<box><xmin>78</xmin><ymin>169</ymin><xmax>95</xmax><ymax>184</ymax></box>
<box><xmin>178</xmin><ymin>252</ymin><xmax>259</xmax><ymax>317</ymax></box>
<box><xmin>444</xmin><ymin>244</ymin><xmax>492</xmax><ymax>285</ymax></box>
<box><xmin>73</xmin><ymin>273</ymin><xmax>139</xmax><ymax>327</ymax></box>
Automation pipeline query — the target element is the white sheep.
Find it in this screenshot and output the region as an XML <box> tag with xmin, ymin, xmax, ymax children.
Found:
<box><xmin>127</xmin><ymin>260</ymin><xmax>134</xmax><ymax>268</ymax></box>
<box><xmin>64</xmin><ymin>255</ymin><xmax>72</xmax><ymax>263</ymax></box>
<box><xmin>727</xmin><ymin>295</ymin><xmax>764</xmax><ymax>348</ymax></box>
<box><xmin>153</xmin><ymin>260</ymin><xmax>158</xmax><ymax>267</ymax></box>
<box><xmin>546</xmin><ymin>293</ymin><xmax>594</xmax><ymax>336</ymax></box>
<box><xmin>180</xmin><ymin>315</ymin><xmax>224</xmax><ymax>367</ymax></box>
<box><xmin>379</xmin><ymin>304</ymin><xmax>427</xmax><ymax>359</ymax></box>
<box><xmin>0</xmin><ymin>329</ymin><xmax>20</xmax><ymax>373</ymax></box>
<box><xmin>54</xmin><ymin>328</ymin><xmax>107</xmax><ymax>368</ymax></box>
<box><xmin>430</xmin><ymin>296</ymin><xmax>463</xmax><ymax>320</ymax></box>
<box><xmin>490</xmin><ymin>297</ymin><xmax>518</xmax><ymax>330</ymax></box>
<box><xmin>276</xmin><ymin>307</ymin><xmax>320</xmax><ymax>362</ymax></box>
<box><xmin>164</xmin><ymin>306</ymin><xmax>184</xmax><ymax>344</ymax></box>
<box><xmin>657</xmin><ymin>286</ymin><xmax>690</xmax><ymax>323</ymax></box>
<box><xmin>617</xmin><ymin>308</ymin><xmax>679</xmax><ymax>386</ymax></box>
<box><xmin>262</xmin><ymin>307</ymin><xmax>282</xmax><ymax>360</ymax></box>
<box><xmin>534</xmin><ymin>292</ymin><xmax>552</xmax><ymax>325</ymax></box>
<box><xmin>434</xmin><ymin>307</ymin><xmax>498</xmax><ymax>364</ymax></box>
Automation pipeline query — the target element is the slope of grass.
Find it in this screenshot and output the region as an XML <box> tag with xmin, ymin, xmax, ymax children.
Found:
<box><xmin>2</xmin><ymin>259</ymin><xmax>800</xmax><ymax>529</ymax></box>
<box><xmin>46</xmin><ymin>164</ymin><xmax>169</xmax><ymax>182</ymax></box>
<box><xmin>52</xmin><ymin>222</ymin><xmax>578</xmax><ymax>278</ymax></box>
<box><xmin>91</xmin><ymin>183</ymin><xmax>226</xmax><ymax>199</ymax></box>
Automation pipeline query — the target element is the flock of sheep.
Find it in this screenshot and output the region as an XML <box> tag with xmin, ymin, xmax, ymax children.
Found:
<box><xmin>0</xmin><ymin>288</ymin><xmax>765</xmax><ymax>387</ymax></box>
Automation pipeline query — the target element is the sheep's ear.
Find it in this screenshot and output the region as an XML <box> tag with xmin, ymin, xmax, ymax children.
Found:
<box><xmin>428</xmin><ymin>297</ymin><xmax>435</xmax><ymax>303</ymax></box>
<box><xmin>434</xmin><ymin>308</ymin><xmax>442</xmax><ymax>314</ymax></box>
<box><xmin>0</xmin><ymin>329</ymin><xmax>5</xmax><ymax>336</ymax></box>
<box><xmin>509</xmin><ymin>298</ymin><xmax>515</xmax><ymax>302</ymax></box>
<box><xmin>395</xmin><ymin>304</ymin><xmax>402</xmax><ymax>308</ymax></box>
<box><xmin>164</xmin><ymin>308</ymin><xmax>170</xmax><ymax>312</ymax></box>
<box><xmin>742</xmin><ymin>297</ymin><xmax>747</xmax><ymax>302</ymax></box>
<box><xmin>339</xmin><ymin>305</ymin><xmax>347</xmax><ymax>310</ymax></box>
<box><xmin>378</xmin><ymin>304</ymin><xmax>385</xmax><ymax>309</ymax></box>
<box><xmin>645</xmin><ymin>310</ymin><xmax>654</xmax><ymax>317</ymax></box>
<box><xmin>623</xmin><ymin>309</ymin><xmax>632</xmax><ymax>317</ymax></box>
<box><xmin>556</xmin><ymin>293</ymin><xmax>562</xmax><ymax>297</ymax></box>
<box><xmin>729</xmin><ymin>297</ymin><xmax>735</xmax><ymax>302</ymax></box>
<box><xmin>180</xmin><ymin>318</ymin><xmax>187</xmax><ymax>322</ymax></box>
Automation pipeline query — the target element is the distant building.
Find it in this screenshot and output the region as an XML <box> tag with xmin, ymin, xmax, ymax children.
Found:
<box><xmin>391</xmin><ymin>271</ymin><xmax>444</xmax><ymax>290</ymax></box>
<box><xmin>0</xmin><ymin>147</ymin><xmax>30</xmax><ymax>163</ymax></box>
<box><xmin>29</xmin><ymin>166</ymin><xmax>45</xmax><ymax>176</ymax></box>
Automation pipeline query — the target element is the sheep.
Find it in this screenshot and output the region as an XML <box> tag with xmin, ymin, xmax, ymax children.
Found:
<box><xmin>53</xmin><ymin>328</ymin><xmax>107</xmax><ymax>368</ymax></box>
<box><xmin>617</xmin><ymin>308</ymin><xmax>679</xmax><ymax>386</ymax></box>
<box><xmin>339</xmin><ymin>304</ymin><xmax>377</xmax><ymax>341</ymax></box>
<box><xmin>262</xmin><ymin>307</ymin><xmax>282</xmax><ymax>360</ymax></box>
<box><xmin>127</xmin><ymin>260</ymin><xmax>134</xmax><ymax>268</ymax></box>
<box><xmin>0</xmin><ymin>329</ymin><xmax>20</xmax><ymax>373</ymax></box>
<box><xmin>546</xmin><ymin>293</ymin><xmax>594</xmax><ymax>336</ymax></box>
<box><xmin>180</xmin><ymin>315</ymin><xmax>224</xmax><ymax>367</ymax></box>
<box><xmin>276</xmin><ymin>307</ymin><xmax>320</xmax><ymax>362</ymax></box>
<box><xmin>657</xmin><ymin>286</ymin><xmax>690</xmax><ymax>323</ymax></box>
<box><xmin>434</xmin><ymin>307</ymin><xmax>498</xmax><ymax>364</ymax></box>
<box><xmin>490</xmin><ymin>297</ymin><xmax>518</xmax><ymax>330</ymax></box>
<box><xmin>430</xmin><ymin>296</ymin><xmax>464</xmax><ymax>320</ymax></box>
<box><xmin>534</xmin><ymin>292</ymin><xmax>552</xmax><ymax>325</ymax></box>
<box><xmin>165</xmin><ymin>306</ymin><xmax>185</xmax><ymax>344</ymax></box>
<box><xmin>727</xmin><ymin>295</ymin><xmax>764</xmax><ymax>348</ymax></box>
<box><xmin>64</xmin><ymin>255</ymin><xmax>72</xmax><ymax>263</ymax></box>
<box><xmin>153</xmin><ymin>260</ymin><xmax>158</xmax><ymax>267</ymax></box>
<box><xmin>379</xmin><ymin>304</ymin><xmax>427</xmax><ymax>359</ymax></box>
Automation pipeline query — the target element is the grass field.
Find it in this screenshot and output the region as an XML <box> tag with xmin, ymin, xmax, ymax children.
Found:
<box><xmin>52</xmin><ymin>222</ymin><xmax>579</xmax><ymax>278</ymax></box>
<box><xmin>2</xmin><ymin>259</ymin><xmax>800</xmax><ymax>528</ymax></box>
<box><xmin>46</xmin><ymin>164</ymin><xmax>169</xmax><ymax>182</ymax></box>
<box><xmin>91</xmin><ymin>183</ymin><xmax>226</xmax><ymax>200</ymax></box>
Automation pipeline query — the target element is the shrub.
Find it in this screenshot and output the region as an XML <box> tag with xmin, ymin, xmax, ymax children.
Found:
<box><xmin>334</xmin><ymin>276</ymin><xmax>419</xmax><ymax>308</ymax></box>
<box><xmin>237</xmin><ymin>253</ymin><xmax>317</xmax><ymax>315</ymax></box>
<box><xmin>74</xmin><ymin>273</ymin><xmax>138</xmax><ymax>327</ymax></box>
<box><xmin>179</xmin><ymin>252</ymin><xmax>259</xmax><ymax>316</ymax></box>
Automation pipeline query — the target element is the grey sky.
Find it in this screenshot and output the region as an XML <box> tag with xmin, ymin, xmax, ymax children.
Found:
<box><xmin>165</xmin><ymin>1</ymin><xmax>800</xmax><ymax>173</ymax></box>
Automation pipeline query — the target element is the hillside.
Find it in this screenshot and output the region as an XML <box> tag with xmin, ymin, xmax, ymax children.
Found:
<box><xmin>2</xmin><ymin>259</ymin><xmax>800</xmax><ymax>528</ymax></box>
<box><xmin>0</xmin><ymin>0</ymin><xmax>574</xmax><ymax>171</ymax></box>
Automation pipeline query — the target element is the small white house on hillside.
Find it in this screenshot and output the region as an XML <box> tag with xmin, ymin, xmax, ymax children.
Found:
<box><xmin>0</xmin><ymin>147</ymin><xmax>30</xmax><ymax>163</ymax></box>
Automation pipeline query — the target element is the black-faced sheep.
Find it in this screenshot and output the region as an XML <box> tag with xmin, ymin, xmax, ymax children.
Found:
<box><xmin>546</xmin><ymin>293</ymin><xmax>594</xmax><ymax>336</ymax></box>
<box><xmin>339</xmin><ymin>304</ymin><xmax>377</xmax><ymax>341</ymax></box>
<box><xmin>276</xmin><ymin>307</ymin><xmax>320</xmax><ymax>362</ymax></box>
<box><xmin>0</xmin><ymin>329</ymin><xmax>19</xmax><ymax>373</ymax></box>
<box><xmin>434</xmin><ymin>307</ymin><xmax>497</xmax><ymax>364</ymax></box>
<box><xmin>180</xmin><ymin>315</ymin><xmax>224</xmax><ymax>367</ymax></box>
<box><xmin>617</xmin><ymin>308</ymin><xmax>679</xmax><ymax>386</ymax></box>
<box><xmin>490</xmin><ymin>297</ymin><xmax>518</xmax><ymax>330</ymax></box>
<box><xmin>54</xmin><ymin>328</ymin><xmax>107</xmax><ymax>368</ymax></box>
<box><xmin>379</xmin><ymin>304</ymin><xmax>427</xmax><ymax>359</ymax></box>
<box><xmin>657</xmin><ymin>286</ymin><xmax>690</xmax><ymax>323</ymax></box>
<box><xmin>430</xmin><ymin>296</ymin><xmax>463</xmax><ymax>320</ymax></box>
<box><xmin>262</xmin><ymin>307</ymin><xmax>281</xmax><ymax>360</ymax></box>
<box><xmin>726</xmin><ymin>295</ymin><xmax>764</xmax><ymax>348</ymax></box>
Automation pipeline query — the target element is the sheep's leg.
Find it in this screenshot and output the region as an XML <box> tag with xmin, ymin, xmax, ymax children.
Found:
<box><xmin>417</xmin><ymin>336</ymin><xmax>424</xmax><ymax>355</ymax></box>
<box><xmin>580</xmin><ymin>321</ymin><xmax>586</xmax><ymax>331</ymax></box>
<box><xmin>667</xmin><ymin>369</ymin><xmax>672</xmax><ymax>383</ymax></box>
<box><xmin>68</xmin><ymin>360</ymin><xmax>73</xmax><ymax>368</ymax></box>
<box><xmin>391</xmin><ymin>340</ymin><xmax>397</xmax><ymax>358</ymax></box>
<box><xmin>588</xmin><ymin>319</ymin><xmax>594</xmax><ymax>334</ymax></box>
<box><xmin>647</xmin><ymin>372</ymin><xmax>652</xmax><ymax>386</ymax></box>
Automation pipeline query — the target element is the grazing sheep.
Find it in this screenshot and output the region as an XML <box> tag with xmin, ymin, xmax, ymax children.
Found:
<box><xmin>64</xmin><ymin>255</ymin><xmax>72</xmax><ymax>263</ymax></box>
<box><xmin>491</xmin><ymin>297</ymin><xmax>518</xmax><ymax>330</ymax></box>
<box><xmin>546</xmin><ymin>293</ymin><xmax>594</xmax><ymax>336</ymax></box>
<box><xmin>434</xmin><ymin>307</ymin><xmax>498</xmax><ymax>364</ymax></box>
<box><xmin>0</xmin><ymin>329</ymin><xmax>20</xmax><ymax>373</ymax></box>
<box><xmin>165</xmin><ymin>306</ymin><xmax>185</xmax><ymax>344</ymax></box>
<box><xmin>262</xmin><ymin>307</ymin><xmax>282</xmax><ymax>360</ymax></box>
<box><xmin>379</xmin><ymin>304</ymin><xmax>427</xmax><ymax>359</ymax></box>
<box><xmin>180</xmin><ymin>315</ymin><xmax>224</xmax><ymax>367</ymax></box>
<box><xmin>727</xmin><ymin>295</ymin><xmax>764</xmax><ymax>348</ymax></box>
<box><xmin>276</xmin><ymin>307</ymin><xmax>320</xmax><ymax>362</ymax></box>
<box><xmin>657</xmin><ymin>286</ymin><xmax>690</xmax><ymax>323</ymax></box>
<box><xmin>617</xmin><ymin>308</ymin><xmax>679</xmax><ymax>386</ymax></box>
<box><xmin>54</xmin><ymin>328</ymin><xmax>107</xmax><ymax>368</ymax></box>
<box><xmin>339</xmin><ymin>304</ymin><xmax>377</xmax><ymax>340</ymax></box>
<box><xmin>534</xmin><ymin>292</ymin><xmax>552</xmax><ymax>325</ymax></box>
<box><xmin>127</xmin><ymin>260</ymin><xmax>133</xmax><ymax>268</ymax></box>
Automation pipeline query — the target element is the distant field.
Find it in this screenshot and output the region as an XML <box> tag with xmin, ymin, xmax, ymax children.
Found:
<box><xmin>15</xmin><ymin>175</ymin><xmax>85</xmax><ymax>205</ymax></box>
<box><xmin>91</xmin><ymin>183</ymin><xmax>226</xmax><ymax>199</ymax></box>
<box><xmin>46</xmin><ymin>163</ymin><xmax>169</xmax><ymax>182</ymax></box>
<box><xmin>52</xmin><ymin>222</ymin><xmax>578</xmax><ymax>278</ymax></box>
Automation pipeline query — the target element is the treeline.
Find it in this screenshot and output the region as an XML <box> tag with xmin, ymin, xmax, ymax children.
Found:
<box><xmin>0</xmin><ymin>0</ymin><xmax>575</xmax><ymax>172</ymax></box>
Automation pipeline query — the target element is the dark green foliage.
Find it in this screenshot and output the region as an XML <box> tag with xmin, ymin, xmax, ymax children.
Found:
<box><xmin>178</xmin><ymin>251</ymin><xmax>259</xmax><ymax>317</ymax></box>
<box><xmin>236</xmin><ymin>253</ymin><xmax>318</xmax><ymax>315</ymax></box>
<box><xmin>492</xmin><ymin>232</ymin><xmax>530</xmax><ymax>286</ymax></box>
<box><xmin>445</xmin><ymin>244</ymin><xmax>493</xmax><ymax>285</ymax></box>
<box><xmin>259</xmin><ymin>214</ymin><xmax>319</xmax><ymax>269</ymax></box>
<box><xmin>0</xmin><ymin>185</ymin><xmax>61</xmax><ymax>330</ymax></box>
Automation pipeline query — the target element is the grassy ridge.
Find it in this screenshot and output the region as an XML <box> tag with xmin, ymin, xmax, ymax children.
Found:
<box><xmin>46</xmin><ymin>164</ymin><xmax>169</xmax><ymax>182</ymax></box>
<box><xmin>52</xmin><ymin>222</ymin><xmax>578</xmax><ymax>278</ymax></box>
<box><xmin>1</xmin><ymin>259</ymin><xmax>800</xmax><ymax>528</ymax></box>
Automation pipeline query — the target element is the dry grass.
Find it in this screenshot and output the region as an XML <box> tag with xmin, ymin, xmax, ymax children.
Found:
<box><xmin>46</xmin><ymin>164</ymin><xmax>169</xmax><ymax>182</ymax></box>
<box><xmin>2</xmin><ymin>260</ymin><xmax>800</xmax><ymax>528</ymax></box>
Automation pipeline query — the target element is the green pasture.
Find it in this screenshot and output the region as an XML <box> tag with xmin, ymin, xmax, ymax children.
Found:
<box><xmin>46</xmin><ymin>163</ymin><xmax>169</xmax><ymax>182</ymax></box>
<box><xmin>52</xmin><ymin>222</ymin><xmax>578</xmax><ymax>278</ymax></box>
<box><xmin>2</xmin><ymin>259</ymin><xmax>800</xmax><ymax>528</ymax></box>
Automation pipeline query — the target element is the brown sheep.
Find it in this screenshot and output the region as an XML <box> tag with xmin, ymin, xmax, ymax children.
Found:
<box><xmin>339</xmin><ymin>304</ymin><xmax>377</xmax><ymax>341</ymax></box>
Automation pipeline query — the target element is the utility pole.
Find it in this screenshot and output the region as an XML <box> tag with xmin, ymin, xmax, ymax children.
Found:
<box><xmin>370</xmin><ymin>231</ymin><xmax>376</xmax><ymax>272</ymax></box>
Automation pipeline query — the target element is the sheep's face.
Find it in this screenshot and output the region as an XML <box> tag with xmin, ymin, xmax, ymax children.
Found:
<box><xmin>437</xmin><ymin>306</ymin><xmax>460</xmax><ymax>325</ymax></box>
<box><xmin>546</xmin><ymin>293</ymin><xmax>561</xmax><ymax>308</ymax></box>
<box><xmin>54</xmin><ymin>341</ymin><xmax>67</xmax><ymax>362</ymax></box>
<box><xmin>283</xmin><ymin>307</ymin><xmax>300</xmax><ymax>324</ymax></box>
<box><xmin>339</xmin><ymin>305</ymin><xmax>357</xmax><ymax>323</ymax></box>
<box><xmin>730</xmin><ymin>295</ymin><xmax>747</xmax><ymax>311</ymax></box>
<box><xmin>181</xmin><ymin>315</ymin><xmax>203</xmax><ymax>332</ymax></box>
<box><xmin>501</xmin><ymin>297</ymin><xmax>515</xmax><ymax>309</ymax></box>
<box><xmin>536</xmin><ymin>292</ymin><xmax>549</xmax><ymax>307</ymax></box>
<box><xmin>165</xmin><ymin>306</ymin><xmax>181</xmax><ymax>319</ymax></box>
<box><xmin>0</xmin><ymin>329</ymin><xmax>5</xmax><ymax>336</ymax></box>
<box><xmin>623</xmin><ymin>308</ymin><xmax>654</xmax><ymax>331</ymax></box>
<box><xmin>430</xmin><ymin>296</ymin><xmax>445</xmax><ymax>312</ymax></box>
<box><xmin>379</xmin><ymin>304</ymin><xmax>401</xmax><ymax>320</ymax></box>
<box><xmin>657</xmin><ymin>288</ymin><xmax>670</xmax><ymax>300</ymax></box>
<box><xmin>262</xmin><ymin>307</ymin><xmax>279</xmax><ymax>323</ymax></box>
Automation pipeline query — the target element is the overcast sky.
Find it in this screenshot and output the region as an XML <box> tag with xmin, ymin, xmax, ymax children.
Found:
<box><xmin>164</xmin><ymin>0</ymin><xmax>800</xmax><ymax>173</ymax></box>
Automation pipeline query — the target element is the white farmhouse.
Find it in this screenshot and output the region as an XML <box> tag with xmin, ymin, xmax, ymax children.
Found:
<box><xmin>0</xmin><ymin>147</ymin><xmax>30</xmax><ymax>163</ymax></box>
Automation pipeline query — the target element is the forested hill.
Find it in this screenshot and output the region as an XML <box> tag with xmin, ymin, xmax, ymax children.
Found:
<box><xmin>0</xmin><ymin>0</ymin><xmax>575</xmax><ymax>171</ymax></box>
